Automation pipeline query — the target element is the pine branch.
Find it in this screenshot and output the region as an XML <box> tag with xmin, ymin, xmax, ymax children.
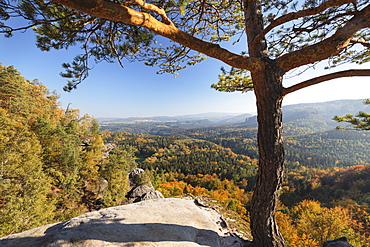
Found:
<box><xmin>50</xmin><ymin>0</ymin><xmax>262</xmax><ymax>72</ymax></box>
<box><xmin>350</xmin><ymin>38</ymin><xmax>370</xmax><ymax>48</ymax></box>
<box><xmin>132</xmin><ymin>0</ymin><xmax>173</xmax><ymax>25</ymax></box>
<box><xmin>277</xmin><ymin>4</ymin><xmax>370</xmax><ymax>73</ymax></box>
<box><xmin>253</xmin><ymin>0</ymin><xmax>356</xmax><ymax>44</ymax></box>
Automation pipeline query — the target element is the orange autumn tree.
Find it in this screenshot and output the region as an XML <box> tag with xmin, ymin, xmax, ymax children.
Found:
<box><xmin>2</xmin><ymin>1</ymin><xmax>370</xmax><ymax>246</ymax></box>
<box><xmin>155</xmin><ymin>173</ymin><xmax>249</xmax><ymax>215</ymax></box>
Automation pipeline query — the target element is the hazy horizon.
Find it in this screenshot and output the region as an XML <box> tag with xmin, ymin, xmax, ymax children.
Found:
<box><xmin>95</xmin><ymin>98</ymin><xmax>367</xmax><ymax>119</ymax></box>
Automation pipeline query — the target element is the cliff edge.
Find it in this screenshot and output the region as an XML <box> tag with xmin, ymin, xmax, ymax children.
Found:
<box><xmin>0</xmin><ymin>198</ymin><xmax>250</xmax><ymax>247</ymax></box>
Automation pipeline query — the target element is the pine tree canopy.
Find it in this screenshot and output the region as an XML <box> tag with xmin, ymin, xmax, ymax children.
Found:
<box><xmin>1</xmin><ymin>0</ymin><xmax>369</xmax><ymax>91</ymax></box>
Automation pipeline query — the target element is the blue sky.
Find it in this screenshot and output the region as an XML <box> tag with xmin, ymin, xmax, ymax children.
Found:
<box><xmin>1</xmin><ymin>27</ymin><xmax>369</xmax><ymax>118</ymax></box>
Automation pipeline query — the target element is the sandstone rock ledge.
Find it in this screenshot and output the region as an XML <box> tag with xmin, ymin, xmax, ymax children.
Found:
<box><xmin>0</xmin><ymin>198</ymin><xmax>251</xmax><ymax>247</ymax></box>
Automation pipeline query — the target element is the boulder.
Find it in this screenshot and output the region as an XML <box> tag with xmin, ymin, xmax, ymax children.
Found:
<box><xmin>142</xmin><ymin>190</ymin><xmax>165</xmax><ymax>201</ymax></box>
<box><xmin>127</xmin><ymin>184</ymin><xmax>164</xmax><ymax>202</ymax></box>
<box><xmin>129</xmin><ymin>184</ymin><xmax>154</xmax><ymax>198</ymax></box>
<box><xmin>0</xmin><ymin>198</ymin><xmax>251</xmax><ymax>247</ymax></box>
<box><xmin>126</xmin><ymin>168</ymin><xmax>164</xmax><ymax>203</ymax></box>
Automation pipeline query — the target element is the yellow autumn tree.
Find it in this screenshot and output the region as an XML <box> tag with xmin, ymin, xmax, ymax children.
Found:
<box><xmin>277</xmin><ymin>200</ymin><xmax>369</xmax><ymax>246</ymax></box>
<box><xmin>0</xmin><ymin>108</ymin><xmax>54</xmax><ymax>237</ymax></box>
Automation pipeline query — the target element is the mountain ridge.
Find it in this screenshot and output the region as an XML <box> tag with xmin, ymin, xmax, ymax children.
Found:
<box><xmin>99</xmin><ymin>99</ymin><xmax>369</xmax><ymax>135</ymax></box>
<box><xmin>98</xmin><ymin>112</ymin><xmax>252</xmax><ymax>124</ymax></box>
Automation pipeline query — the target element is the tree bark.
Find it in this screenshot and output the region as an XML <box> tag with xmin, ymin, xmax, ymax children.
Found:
<box><xmin>244</xmin><ymin>1</ymin><xmax>286</xmax><ymax>244</ymax></box>
<box><xmin>250</xmin><ymin>60</ymin><xmax>286</xmax><ymax>247</ymax></box>
<box><xmin>243</xmin><ymin>0</ymin><xmax>286</xmax><ymax>245</ymax></box>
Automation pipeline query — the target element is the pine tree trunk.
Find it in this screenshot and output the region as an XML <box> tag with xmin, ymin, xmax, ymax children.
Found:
<box><xmin>250</xmin><ymin>60</ymin><xmax>286</xmax><ymax>247</ymax></box>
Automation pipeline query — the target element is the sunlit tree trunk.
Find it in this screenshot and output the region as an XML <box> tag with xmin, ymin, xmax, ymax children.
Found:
<box><xmin>250</xmin><ymin>61</ymin><xmax>285</xmax><ymax>247</ymax></box>
<box><xmin>243</xmin><ymin>0</ymin><xmax>286</xmax><ymax>244</ymax></box>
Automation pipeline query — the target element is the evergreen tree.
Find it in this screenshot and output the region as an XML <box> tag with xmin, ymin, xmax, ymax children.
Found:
<box><xmin>0</xmin><ymin>65</ymin><xmax>28</xmax><ymax>115</ymax></box>
<box><xmin>101</xmin><ymin>145</ymin><xmax>135</xmax><ymax>207</ymax></box>
<box><xmin>334</xmin><ymin>99</ymin><xmax>370</xmax><ymax>130</ymax></box>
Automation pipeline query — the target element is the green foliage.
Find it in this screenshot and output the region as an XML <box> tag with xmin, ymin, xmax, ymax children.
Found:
<box><xmin>101</xmin><ymin>145</ymin><xmax>135</xmax><ymax>207</ymax></box>
<box><xmin>262</xmin><ymin>0</ymin><xmax>369</xmax><ymax>60</ymax></box>
<box><xmin>104</xmin><ymin>128</ymin><xmax>370</xmax><ymax>210</ymax></box>
<box><xmin>211</xmin><ymin>67</ymin><xmax>254</xmax><ymax>93</ymax></box>
<box><xmin>101</xmin><ymin>125</ymin><xmax>370</xmax><ymax>242</ymax></box>
<box><xmin>104</xmin><ymin>131</ymin><xmax>258</xmax><ymax>183</ymax></box>
<box><xmin>2</xmin><ymin>2</ymin><xmax>370</xmax><ymax>245</ymax></box>
<box><xmin>284</xmin><ymin>130</ymin><xmax>370</xmax><ymax>168</ymax></box>
<box><xmin>334</xmin><ymin>99</ymin><xmax>370</xmax><ymax>130</ymax></box>
<box><xmin>103</xmin><ymin>119</ymin><xmax>370</xmax><ymax>168</ymax></box>
<box><xmin>0</xmin><ymin>65</ymin><xmax>28</xmax><ymax>115</ymax></box>
<box><xmin>100</xmin><ymin>118</ymin><xmax>230</xmax><ymax>134</ymax></box>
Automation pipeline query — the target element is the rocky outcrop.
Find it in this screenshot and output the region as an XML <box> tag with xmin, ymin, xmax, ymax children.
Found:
<box><xmin>128</xmin><ymin>168</ymin><xmax>150</xmax><ymax>187</ymax></box>
<box><xmin>102</xmin><ymin>143</ymin><xmax>116</xmax><ymax>159</ymax></box>
<box><xmin>0</xmin><ymin>198</ymin><xmax>251</xmax><ymax>247</ymax></box>
<box><xmin>322</xmin><ymin>237</ymin><xmax>354</xmax><ymax>247</ymax></box>
<box><xmin>126</xmin><ymin>168</ymin><xmax>164</xmax><ymax>203</ymax></box>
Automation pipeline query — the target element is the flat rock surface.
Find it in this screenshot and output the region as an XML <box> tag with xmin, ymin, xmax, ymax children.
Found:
<box><xmin>0</xmin><ymin>198</ymin><xmax>248</xmax><ymax>247</ymax></box>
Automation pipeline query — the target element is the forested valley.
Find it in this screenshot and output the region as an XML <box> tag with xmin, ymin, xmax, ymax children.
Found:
<box><xmin>1</xmin><ymin>65</ymin><xmax>369</xmax><ymax>246</ymax></box>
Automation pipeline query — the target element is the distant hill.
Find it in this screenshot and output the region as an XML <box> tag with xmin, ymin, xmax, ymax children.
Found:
<box><xmin>98</xmin><ymin>112</ymin><xmax>252</xmax><ymax>124</ymax></box>
<box><xmin>282</xmin><ymin>99</ymin><xmax>370</xmax><ymax>135</ymax></box>
<box><xmin>239</xmin><ymin>99</ymin><xmax>370</xmax><ymax>135</ymax></box>
<box><xmin>99</xmin><ymin>99</ymin><xmax>369</xmax><ymax>136</ymax></box>
<box><xmin>98</xmin><ymin>112</ymin><xmax>254</xmax><ymax>133</ymax></box>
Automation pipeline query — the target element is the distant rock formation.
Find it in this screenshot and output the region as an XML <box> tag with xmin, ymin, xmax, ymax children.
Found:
<box><xmin>0</xmin><ymin>198</ymin><xmax>251</xmax><ymax>247</ymax></box>
<box><xmin>126</xmin><ymin>168</ymin><xmax>164</xmax><ymax>203</ymax></box>
<box><xmin>102</xmin><ymin>143</ymin><xmax>116</xmax><ymax>159</ymax></box>
<box><xmin>322</xmin><ymin>237</ymin><xmax>354</xmax><ymax>247</ymax></box>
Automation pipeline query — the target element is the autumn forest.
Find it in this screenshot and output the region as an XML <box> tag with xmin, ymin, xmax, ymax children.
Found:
<box><xmin>1</xmin><ymin>65</ymin><xmax>369</xmax><ymax>246</ymax></box>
